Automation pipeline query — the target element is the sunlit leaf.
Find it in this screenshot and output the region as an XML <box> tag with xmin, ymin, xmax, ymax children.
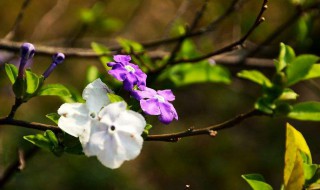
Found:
<box><xmin>278</xmin><ymin>88</ymin><xmax>298</xmax><ymax>101</ymax></box>
<box><xmin>25</xmin><ymin>70</ymin><xmax>40</xmax><ymax>94</ymax></box>
<box><xmin>46</xmin><ymin>113</ymin><xmax>60</xmax><ymax>125</ymax></box>
<box><xmin>303</xmin><ymin>163</ymin><xmax>318</xmax><ymax>181</ymax></box>
<box><xmin>277</xmin><ymin>43</ymin><xmax>295</xmax><ymax>72</ymax></box>
<box><xmin>303</xmin><ymin>64</ymin><xmax>320</xmax><ymax>80</ymax></box>
<box><xmin>86</xmin><ymin>65</ymin><xmax>99</xmax><ymax>84</ymax></box>
<box><xmin>284</xmin><ymin>123</ymin><xmax>311</xmax><ymax>189</ymax></box>
<box><xmin>286</xmin><ymin>55</ymin><xmax>319</xmax><ymax>86</ymax></box>
<box><xmin>288</xmin><ymin>102</ymin><xmax>320</xmax><ymax>121</ymax></box>
<box><xmin>107</xmin><ymin>93</ymin><xmax>124</xmax><ymax>103</ymax></box>
<box><xmin>38</xmin><ymin>84</ymin><xmax>72</xmax><ymax>98</ymax></box>
<box><xmin>241</xmin><ymin>174</ymin><xmax>273</xmax><ymax>190</ymax></box>
<box><xmin>237</xmin><ymin>70</ymin><xmax>272</xmax><ymax>87</ymax></box>
<box><xmin>91</xmin><ymin>42</ymin><xmax>112</xmax><ymax>69</ymax></box>
<box><xmin>5</xmin><ymin>63</ymin><xmax>18</xmax><ymax>84</ymax></box>
<box><xmin>160</xmin><ymin>61</ymin><xmax>230</xmax><ymax>86</ymax></box>
<box><xmin>117</xmin><ymin>38</ymin><xmax>143</xmax><ymax>53</ymax></box>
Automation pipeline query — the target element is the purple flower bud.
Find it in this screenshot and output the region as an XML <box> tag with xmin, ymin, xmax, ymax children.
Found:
<box><xmin>42</xmin><ymin>53</ymin><xmax>65</xmax><ymax>79</ymax></box>
<box><xmin>18</xmin><ymin>43</ymin><xmax>35</xmax><ymax>78</ymax></box>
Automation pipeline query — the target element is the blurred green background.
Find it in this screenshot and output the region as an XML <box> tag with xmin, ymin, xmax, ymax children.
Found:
<box><xmin>1</xmin><ymin>0</ymin><xmax>320</xmax><ymax>189</ymax></box>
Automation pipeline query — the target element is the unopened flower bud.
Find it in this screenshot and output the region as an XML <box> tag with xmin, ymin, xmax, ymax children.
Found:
<box><xmin>42</xmin><ymin>53</ymin><xmax>65</xmax><ymax>79</ymax></box>
<box><xmin>18</xmin><ymin>43</ymin><xmax>35</xmax><ymax>78</ymax></box>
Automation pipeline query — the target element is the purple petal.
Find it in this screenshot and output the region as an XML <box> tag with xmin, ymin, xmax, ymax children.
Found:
<box><xmin>157</xmin><ymin>90</ymin><xmax>175</xmax><ymax>101</ymax></box>
<box><xmin>108</xmin><ymin>67</ymin><xmax>128</xmax><ymax>81</ymax></box>
<box><xmin>123</xmin><ymin>74</ymin><xmax>136</xmax><ymax>91</ymax></box>
<box><xmin>140</xmin><ymin>99</ymin><xmax>160</xmax><ymax>115</ymax></box>
<box><xmin>107</xmin><ymin>62</ymin><xmax>117</xmax><ymax>67</ymax></box>
<box><xmin>158</xmin><ymin>102</ymin><xmax>176</xmax><ymax>124</ymax></box>
<box><xmin>131</xmin><ymin>87</ymin><xmax>156</xmax><ymax>100</ymax></box>
<box><xmin>114</xmin><ymin>55</ymin><xmax>131</xmax><ymax>63</ymax></box>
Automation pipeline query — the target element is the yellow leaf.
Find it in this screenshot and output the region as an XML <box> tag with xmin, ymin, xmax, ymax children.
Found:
<box><xmin>284</xmin><ymin>123</ymin><xmax>311</xmax><ymax>188</ymax></box>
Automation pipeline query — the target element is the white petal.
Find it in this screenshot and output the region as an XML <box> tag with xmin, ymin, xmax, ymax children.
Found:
<box><xmin>114</xmin><ymin>110</ymin><xmax>146</xmax><ymax>135</ymax></box>
<box><xmin>96</xmin><ymin>134</ymin><xmax>124</xmax><ymax>169</ymax></box>
<box><xmin>117</xmin><ymin>130</ymin><xmax>143</xmax><ymax>160</ymax></box>
<box><xmin>83</xmin><ymin>130</ymin><xmax>107</xmax><ymax>156</ymax></box>
<box><xmin>57</xmin><ymin>103</ymin><xmax>90</xmax><ymax>139</ymax></box>
<box><xmin>82</xmin><ymin>78</ymin><xmax>112</xmax><ymax>113</ymax></box>
<box><xmin>99</xmin><ymin>101</ymin><xmax>127</xmax><ymax>124</ymax></box>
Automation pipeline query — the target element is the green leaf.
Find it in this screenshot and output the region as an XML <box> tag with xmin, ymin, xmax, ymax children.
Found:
<box><xmin>38</xmin><ymin>84</ymin><xmax>72</xmax><ymax>98</ymax></box>
<box><xmin>5</xmin><ymin>63</ymin><xmax>18</xmax><ymax>84</ymax></box>
<box><xmin>46</xmin><ymin>113</ymin><xmax>60</xmax><ymax>125</ymax></box>
<box><xmin>117</xmin><ymin>38</ymin><xmax>143</xmax><ymax>53</ymax></box>
<box><xmin>304</xmin><ymin>163</ymin><xmax>318</xmax><ymax>181</ymax></box>
<box><xmin>160</xmin><ymin>62</ymin><xmax>231</xmax><ymax>86</ymax></box>
<box><xmin>286</xmin><ymin>55</ymin><xmax>319</xmax><ymax>86</ymax></box>
<box><xmin>23</xmin><ymin>133</ymin><xmax>52</xmax><ymax>150</ymax></box>
<box><xmin>142</xmin><ymin>124</ymin><xmax>153</xmax><ymax>138</ymax></box>
<box><xmin>284</xmin><ymin>123</ymin><xmax>311</xmax><ymax>189</ymax></box>
<box><xmin>241</xmin><ymin>174</ymin><xmax>273</xmax><ymax>190</ymax></box>
<box><xmin>237</xmin><ymin>70</ymin><xmax>272</xmax><ymax>87</ymax></box>
<box><xmin>86</xmin><ymin>65</ymin><xmax>99</xmax><ymax>84</ymax></box>
<box><xmin>288</xmin><ymin>102</ymin><xmax>320</xmax><ymax>121</ymax></box>
<box><xmin>45</xmin><ymin>130</ymin><xmax>59</xmax><ymax>148</ymax></box>
<box><xmin>278</xmin><ymin>88</ymin><xmax>299</xmax><ymax>101</ymax></box>
<box><xmin>277</xmin><ymin>43</ymin><xmax>296</xmax><ymax>72</ymax></box>
<box><xmin>107</xmin><ymin>93</ymin><xmax>124</xmax><ymax>103</ymax></box>
<box><xmin>91</xmin><ymin>42</ymin><xmax>112</xmax><ymax>69</ymax></box>
<box><xmin>303</xmin><ymin>64</ymin><xmax>320</xmax><ymax>80</ymax></box>
<box><xmin>25</xmin><ymin>70</ymin><xmax>40</xmax><ymax>94</ymax></box>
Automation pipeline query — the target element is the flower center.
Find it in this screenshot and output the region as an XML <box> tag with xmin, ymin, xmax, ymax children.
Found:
<box><xmin>125</xmin><ymin>65</ymin><xmax>135</xmax><ymax>73</ymax></box>
<box><xmin>155</xmin><ymin>95</ymin><xmax>165</xmax><ymax>103</ymax></box>
<box><xmin>89</xmin><ymin>112</ymin><xmax>96</xmax><ymax>119</ymax></box>
<box><xmin>108</xmin><ymin>125</ymin><xmax>116</xmax><ymax>134</ymax></box>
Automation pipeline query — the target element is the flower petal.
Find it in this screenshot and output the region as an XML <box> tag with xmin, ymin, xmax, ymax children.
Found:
<box><xmin>158</xmin><ymin>102</ymin><xmax>175</xmax><ymax>124</ymax></box>
<box><xmin>82</xmin><ymin>78</ymin><xmax>111</xmax><ymax>113</ymax></box>
<box><xmin>58</xmin><ymin>103</ymin><xmax>91</xmax><ymax>140</ymax></box>
<box><xmin>83</xmin><ymin>130</ymin><xmax>107</xmax><ymax>156</ymax></box>
<box><xmin>123</xmin><ymin>74</ymin><xmax>136</xmax><ymax>91</ymax></box>
<box><xmin>96</xmin><ymin>134</ymin><xmax>124</xmax><ymax>169</ymax></box>
<box><xmin>117</xmin><ymin>130</ymin><xmax>143</xmax><ymax>160</ymax></box>
<box><xmin>140</xmin><ymin>99</ymin><xmax>160</xmax><ymax>115</ymax></box>
<box><xmin>108</xmin><ymin>66</ymin><xmax>128</xmax><ymax>81</ymax></box>
<box><xmin>113</xmin><ymin>55</ymin><xmax>131</xmax><ymax>63</ymax></box>
<box><xmin>157</xmin><ymin>89</ymin><xmax>175</xmax><ymax>101</ymax></box>
<box><xmin>99</xmin><ymin>101</ymin><xmax>127</xmax><ymax>124</ymax></box>
<box><xmin>114</xmin><ymin>110</ymin><xmax>146</xmax><ymax>134</ymax></box>
<box><xmin>131</xmin><ymin>87</ymin><xmax>156</xmax><ymax>100</ymax></box>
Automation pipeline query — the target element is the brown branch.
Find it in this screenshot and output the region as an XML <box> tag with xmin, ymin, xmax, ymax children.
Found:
<box><xmin>0</xmin><ymin>117</ymin><xmax>61</xmax><ymax>132</ymax></box>
<box><xmin>169</xmin><ymin>0</ymin><xmax>268</xmax><ymax>65</ymax></box>
<box><xmin>0</xmin><ymin>146</ymin><xmax>39</xmax><ymax>188</ymax></box>
<box><xmin>0</xmin><ymin>109</ymin><xmax>264</xmax><ymax>142</ymax></box>
<box><xmin>4</xmin><ymin>0</ymin><xmax>32</xmax><ymax>40</ymax></box>
<box><xmin>145</xmin><ymin>109</ymin><xmax>264</xmax><ymax>142</ymax></box>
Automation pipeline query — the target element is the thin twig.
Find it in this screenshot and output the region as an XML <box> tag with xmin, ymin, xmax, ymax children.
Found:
<box><xmin>0</xmin><ymin>146</ymin><xmax>39</xmax><ymax>188</ymax></box>
<box><xmin>4</xmin><ymin>0</ymin><xmax>31</xmax><ymax>40</ymax></box>
<box><xmin>169</xmin><ymin>0</ymin><xmax>268</xmax><ymax>65</ymax></box>
<box><xmin>7</xmin><ymin>98</ymin><xmax>24</xmax><ymax>119</ymax></box>
<box><xmin>0</xmin><ymin>117</ymin><xmax>61</xmax><ymax>132</ymax></box>
<box><xmin>145</xmin><ymin>109</ymin><xmax>264</xmax><ymax>142</ymax></box>
<box><xmin>0</xmin><ymin>109</ymin><xmax>264</xmax><ymax>142</ymax></box>
<box><xmin>165</xmin><ymin>0</ymin><xmax>208</xmax><ymax>65</ymax></box>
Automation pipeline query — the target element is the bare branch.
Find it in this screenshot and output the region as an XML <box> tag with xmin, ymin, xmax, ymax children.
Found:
<box><xmin>4</xmin><ymin>0</ymin><xmax>32</xmax><ymax>40</ymax></box>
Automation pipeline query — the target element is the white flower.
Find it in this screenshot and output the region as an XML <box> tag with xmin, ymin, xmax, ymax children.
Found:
<box><xmin>58</xmin><ymin>78</ymin><xmax>146</xmax><ymax>169</ymax></box>
<box><xmin>58</xmin><ymin>78</ymin><xmax>111</xmax><ymax>144</ymax></box>
<box><xmin>85</xmin><ymin>101</ymin><xmax>146</xmax><ymax>169</ymax></box>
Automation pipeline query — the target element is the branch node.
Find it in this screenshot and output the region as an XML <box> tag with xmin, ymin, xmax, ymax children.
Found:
<box><xmin>208</xmin><ymin>130</ymin><xmax>217</xmax><ymax>137</ymax></box>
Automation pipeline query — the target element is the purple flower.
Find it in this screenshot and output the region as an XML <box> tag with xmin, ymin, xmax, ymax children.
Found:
<box><xmin>107</xmin><ymin>55</ymin><xmax>147</xmax><ymax>91</ymax></box>
<box><xmin>42</xmin><ymin>53</ymin><xmax>65</xmax><ymax>79</ymax></box>
<box><xmin>18</xmin><ymin>43</ymin><xmax>35</xmax><ymax>78</ymax></box>
<box><xmin>132</xmin><ymin>87</ymin><xmax>178</xmax><ymax>124</ymax></box>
